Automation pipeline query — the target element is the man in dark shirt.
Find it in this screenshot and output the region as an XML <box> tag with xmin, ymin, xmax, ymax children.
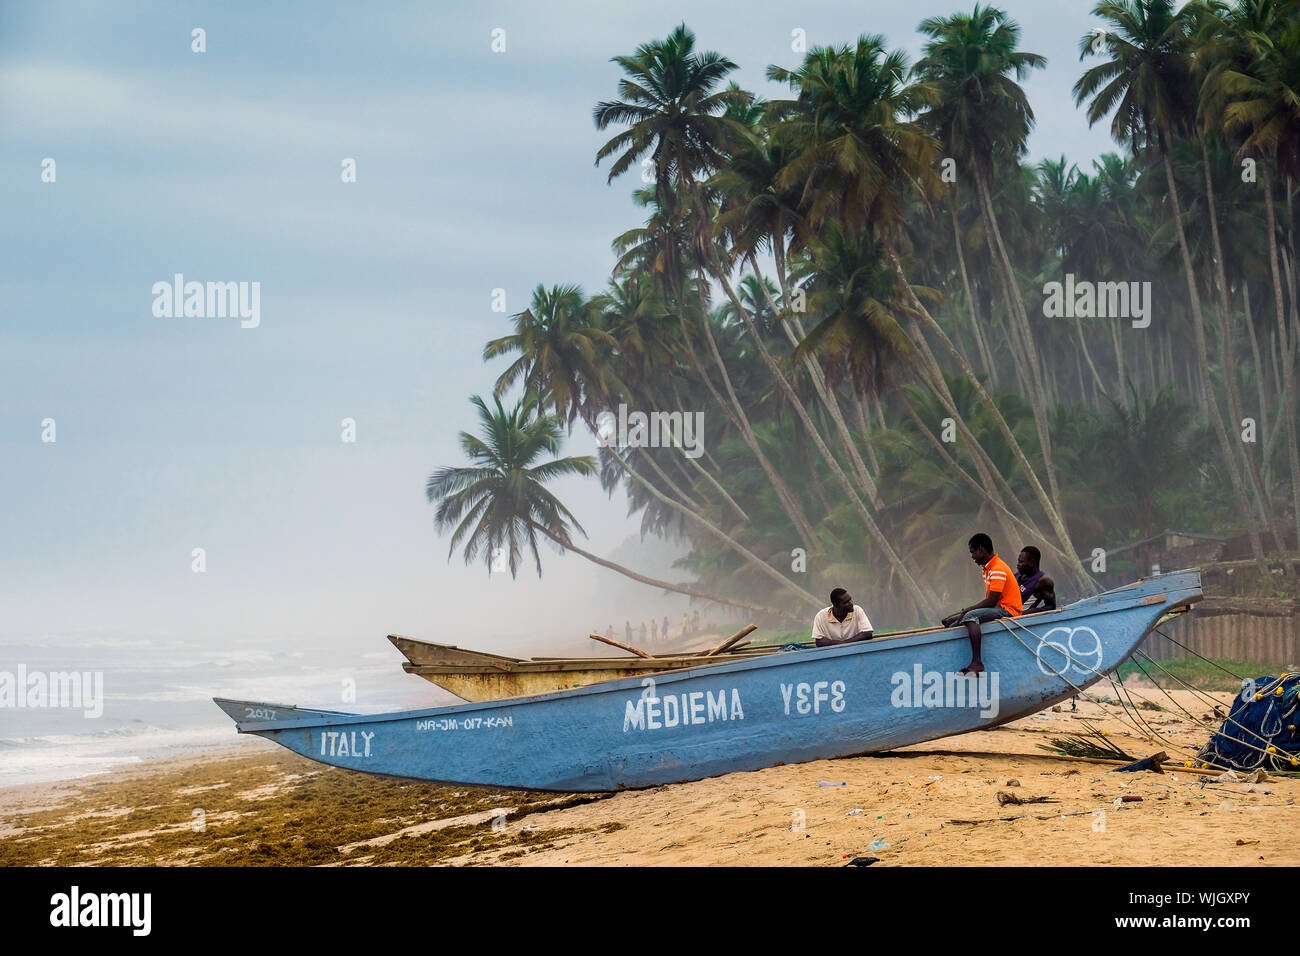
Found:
<box><xmin>1016</xmin><ymin>546</ymin><xmax>1057</xmax><ymax>611</ymax></box>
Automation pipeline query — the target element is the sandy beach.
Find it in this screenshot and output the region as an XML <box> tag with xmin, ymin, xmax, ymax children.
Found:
<box><xmin>2</xmin><ymin>686</ymin><xmax>1294</xmax><ymax>867</ymax></box>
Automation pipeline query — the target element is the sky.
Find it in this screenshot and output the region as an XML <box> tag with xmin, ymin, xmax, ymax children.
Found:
<box><xmin>0</xmin><ymin>0</ymin><xmax>1120</xmax><ymax>652</ymax></box>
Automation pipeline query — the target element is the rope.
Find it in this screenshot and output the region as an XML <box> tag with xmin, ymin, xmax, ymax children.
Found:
<box><xmin>1000</xmin><ymin>610</ymin><xmax>1300</xmax><ymax>770</ymax></box>
<box><xmin>998</xmin><ymin>614</ymin><xmax>1191</xmax><ymax>758</ymax></box>
<box><xmin>1145</xmin><ymin>625</ymin><xmax>1300</xmax><ymax>767</ymax></box>
<box><xmin>957</xmin><ymin>593</ymin><xmax>1300</xmax><ymax>774</ymax></box>
<box><xmin>1106</xmin><ymin>667</ymin><xmax>1202</xmax><ymax>760</ymax></box>
<box><xmin>1125</xmin><ymin>653</ymin><xmax>1218</xmax><ymax>728</ymax></box>
<box><xmin>1131</xmin><ymin>651</ymin><xmax>1290</xmax><ymax>749</ymax></box>
<box><xmin>1127</xmin><ymin>648</ymin><xmax>1300</xmax><ymax>770</ymax></box>
<box><xmin>1149</xmin><ymin>626</ymin><xmax>1248</xmax><ymax>682</ymax></box>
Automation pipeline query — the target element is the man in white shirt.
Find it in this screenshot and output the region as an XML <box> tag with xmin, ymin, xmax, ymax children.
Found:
<box><xmin>811</xmin><ymin>588</ymin><xmax>874</xmax><ymax>647</ymax></box>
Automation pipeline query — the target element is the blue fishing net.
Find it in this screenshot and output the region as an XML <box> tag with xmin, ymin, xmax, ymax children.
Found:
<box><xmin>1196</xmin><ymin>673</ymin><xmax>1300</xmax><ymax>772</ymax></box>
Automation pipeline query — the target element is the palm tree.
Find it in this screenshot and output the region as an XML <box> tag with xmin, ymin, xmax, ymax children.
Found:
<box><xmin>1036</xmin><ymin>156</ymin><xmax>1112</xmax><ymax>400</ymax></box>
<box><xmin>771</xmin><ymin>35</ymin><xmax>1091</xmax><ymax>589</ymax></box>
<box><xmin>426</xmin><ymin>394</ymin><xmax>802</xmax><ymax>622</ymax></box>
<box><xmin>791</xmin><ymin>223</ymin><xmax>918</xmax><ymax>398</ymax></box>
<box><xmin>1205</xmin><ymin>0</ymin><xmax>1300</xmax><ymax>559</ymax></box>
<box><xmin>485</xmin><ymin>283</ymin><xmax>715</xmax><ymax>517</ymax></box>
<box><xmin>595</xmin><ymin>31</ymin><xmax>831</xmax><ymax>548</ymax></box>
<box><xmin>485</xmin><ymin>277</ymin><xmax>821</xmax><ymax>608</ymax></box>
<box><xmin>611</xmin><ymin>184</ymin><xmax>698</xmax><ymax>308</ymax></box>
<box><xmin>1185</xmin><ymin>1</ymin><xmax>1291</xmax><ymax>563</ymax></box>
<box><xmin>942</xmin><ymin>167</ymin><xmax>1000</xmax><ymax>386</ymax></box>
<box><xmin>590</xmin><ymin>272</ymin><xmax>678</xmax><ymax>399</ymax></box>
<box><xmin>767</xmin><ymin>37</ymin><xmax>938</xmax><ymax>240</ymax></box>
<box><xmin>593</xmin><ymin>23</ymin><xmax>749</xmax><ymax>228</ymax></box>
<box><xmin>875</xmin><ymin>375</ymin><xmax>1045</xmax><ymax>585</ymax></box>
<box><xmin>483</xmin><ymin>284</ymin><xmax>623</xmax><ymax>429</ymax></box>
<box><xmin>594</xmin><ymin>274</ymin><xmax>751</xmax><ymax>522</ymax></box>
<box><xmin>1084</xmin><ymin>386</ymin><xmax>1215</xmax><ymax>539</ymax></box>
<box><xmin>1075</xmin><ymin>0</ymin><xmax>1272</xmax><ymax>575</ymax></box>
<box><xmin>712</xmin><ymin>112</ymin><xmax>903</xmax><ymax>509</ymax></box>
<box><xmin>1052</xmin><ymin>158</ymin><xmax>1149</xmax><ymax>399</ymax></box>
<box><xmin>912</xmin><ymin>6</ymin><xmax>1059</xmax><ymax>503</ymax></box>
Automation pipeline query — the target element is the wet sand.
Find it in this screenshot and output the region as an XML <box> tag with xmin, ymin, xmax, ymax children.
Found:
<box><xmin>2</xmin><ymin>689</ymin><xmax>1295</xmax><ymax>866</ymax></box>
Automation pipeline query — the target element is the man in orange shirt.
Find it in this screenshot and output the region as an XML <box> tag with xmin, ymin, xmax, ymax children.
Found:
<box><xmin>942</xmin><ymin>532</ymin><xmax>1022</xmax><ymax>674</ymax></box>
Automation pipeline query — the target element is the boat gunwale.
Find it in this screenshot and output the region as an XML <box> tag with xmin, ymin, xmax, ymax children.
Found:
<box><xmin>386</xmin><ymin>580</ymin><xmax>1180</xmax><ymax>674</ymax></box>
<box><xmin>234</xmin><ymin>574</ymin><xmax>1201</xmax><ymax>733</ymax></box>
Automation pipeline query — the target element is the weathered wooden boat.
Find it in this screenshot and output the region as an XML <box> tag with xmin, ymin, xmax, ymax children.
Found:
<box><xmin>387</xmin><ymin>633</ymin><xmax>777</xmax><ymax>702</ymax></box>
<box><xmin>214</xmin><ymin>570</ymin><xmax>1201</xmax><ymax>793</ymax></box>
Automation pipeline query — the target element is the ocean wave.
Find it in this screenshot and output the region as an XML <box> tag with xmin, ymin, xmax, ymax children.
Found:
<box><xmin>0</xmin><ymin>731</ymin><xmax>259</xmax><ymax>785</ymax></box>
<box><xmin>0</xmin><ymin>725</ymin><xmax>179</xmax><ymax>748</ymax></box>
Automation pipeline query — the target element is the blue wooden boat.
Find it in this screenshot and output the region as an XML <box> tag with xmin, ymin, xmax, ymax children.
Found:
<box><xmin>213</xmin><ymin>570</ymin><xmax>1201</xmax><ymax>792</ymax></box>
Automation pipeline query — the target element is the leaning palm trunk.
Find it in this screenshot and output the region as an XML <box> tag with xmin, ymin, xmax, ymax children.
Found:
<box><xmin>531</xmin><ymin>523</ymin><xmax>803</xmax><ymax>625</ymax></box>
<box><xmin>974</xmin><ymin>168</ymin><xmax>1063</xmax><ymax>512</ymax></box>
<box><xmin>686</xmin><ymin>186</ymin><xmax>855</xmax><ymax>546</ymax></box>
<box><xmin>754</xmin><ymin>251</ymin><xmax>967</xmax><ymax>621</ymax></box>
<box><xmin>684</xmin><ymin>291</ymin><xmax>823</xmax><ymax>547</ymax></box>
<box><xmin>578</xmin><ymin>408</ymin><xmax>822</xmax><ymax>609</ymax></box>
<box><xmin>1242</xmin><ymin>284</ymin><xmax>1272</xmax><ymax>491</ymax></box>
<box><xmin>910</xmin><ymin>316</ymin><xmax>1093</xmax><ymax>593</ymax></box>
<box><xmin>949</xmin><ymin>194</ymin><xmax>998</xmax><ymax>385</ymax></box>
<box><xmin>669</xmin><ymin>295</ymin><xmax>822</xmax><ymax>545</ymax></box>
<box><xmin>1075</xmin><ymin>316</ymin><xmax>1108</xmax><ymax>401</ymax></box>
<box><xmin>1109</xmin><ymin>320</ymin><xmax>1127</xmax><ymax>400</ymax></box>
<box><xmin>758</xmin><ymin>245</ymin><xmax>895</xmax><ymax>500</ymax></box>
<box><xmin>629</xmin><ymin>432</ymin><xmax>705</xmax><ymax>511</ymax></box>
<box><xmin>635</xmin><ymin>381</ymin><xmax>748</xmax><ymax>521</ymax></box>
<box><xmin>851</xmin><ymin>393</ymin><xmax>884</xmax><ymax>477</ymax></box>
<box><xmin>731</xmin><ymin>239</ymin><xmax>943</xmax><ymax>619</ymax></box>
<box><xmin>770</xmin><ymin>237</ymin><xmax>1041</xmax><ymax>591</ymax></box>
<box><xmin>741</xmin><ymin>254</ymin><xmax>881</xmax><ymax>503</ymax></box>
<box><xmin>658</xmin><ymin>246</ymin><xmax>822</xmax><ymax>546</ymax></box>
<box><xmin>888</xmin><ymin>252</ymin><xmax>1093</xmax><ymax>591</ymax></box>
<box><xmin>1262</xmin><ymin>159</ymin><xmax>1300</xmax><ymax>562</ymax></box>
<box><xmin>1202</xmin><ymin>136</ymin><xmax>1291</xmax><ymax>565</ymax></box>
<box><xmin>980</xmin><ymin>214</ymin><xmax>1040</xmax><ymax>397</ymax></box>
<box><xmin>683</xmin><ymin>451</ymin><xmax>749</xmax><ymax>521</ymax></box>
<box><xmin>710</xmin><ymin>255</ymin><xmax>942</xmax><ymax>620</ymax></box>
<box><xmin>1157</xmin><ymin>144</ymin><xmax>1270</xmax><ymax>577</ymax></box>
<box><xmin>896</xmin><ymin>391</ymin><xmax>1080</xmax><ymax>574</ymax></box>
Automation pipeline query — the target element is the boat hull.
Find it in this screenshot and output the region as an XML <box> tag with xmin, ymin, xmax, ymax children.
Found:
<box><xmin>388</xmin><ymin>634</ymin><xmax>776</xmax><ymax>702</ymax></box>
<box><xmin>216</xmin><ymin>571</ymin><xmax>1200</xmax><ymax>793</ymax></box>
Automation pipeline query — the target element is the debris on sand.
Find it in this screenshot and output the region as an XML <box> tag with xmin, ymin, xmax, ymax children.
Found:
<box><xmin>997</xmin><ymin>791</ymin><xmax>1055</xmax><ymax>806</ymax></box>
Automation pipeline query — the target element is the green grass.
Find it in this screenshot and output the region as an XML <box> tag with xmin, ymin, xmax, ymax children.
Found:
<box><xmin>1116</xmin><ymin>656</ymin><xmax>1292</xmax><ymax>692</ymax></box>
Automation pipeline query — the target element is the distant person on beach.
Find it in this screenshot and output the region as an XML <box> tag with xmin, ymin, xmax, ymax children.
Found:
<box><xmin>651</xmin><ymin>619</ymin><xmax>659</xmax><ymax>642</ymax></box>
<box><xmin>625</xmin><ymin>621</ymin><xmax>633</xmax><ymax>643</ymax></box>
<box><xmin>662</xmin><ymin>616</ymin><xmax>670</xmax><ymax>643</ymax></box>
<box><xmin>942</xmin><ymin>532</ymin><xmax>1022</xmax><ymax>674</ymax></box>
<box><xmin>640</xmin><ymin>621</ymin><xmax>648</xmax><ymax>643</ymax></box>
<box><xmin>681</xmin><ymin>614</ymin><xmax>689</xmax><ymax>639</ymax></box>
<box><xmin>692</xmin><ymin>610</ymin><xmax>700</xmax><ymax>635</ymax></box>
<box><xmin>605</xmin><ymin>624</ymin><xmax>614</xmax><ymax>642</ymax></box>
<box><xmin>1016</xmin><ymin>546</ymin><xmax>1057</xmax><ymax>611</ymax></box>
<box><xmin>811</xmin><ymin>588</ymin><xmax>874</xmax><ymax>647</ymax></box>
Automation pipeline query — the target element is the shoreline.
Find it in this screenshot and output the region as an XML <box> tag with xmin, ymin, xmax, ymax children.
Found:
<box><xmin>2</xmin><ymin>689</ymin><xmax>1295</xmax><ymax>866</ymax></box>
